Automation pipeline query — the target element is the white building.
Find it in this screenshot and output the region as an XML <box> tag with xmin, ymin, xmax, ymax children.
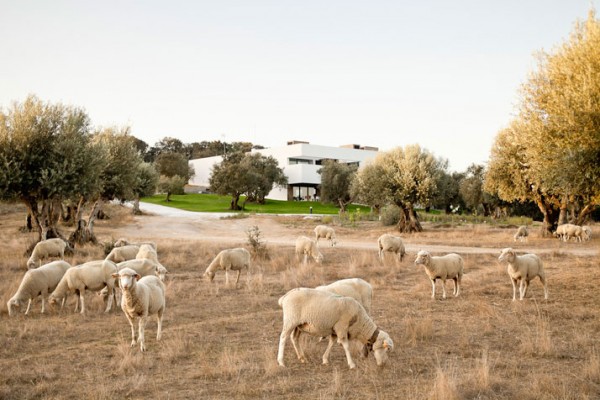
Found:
<box><xmin>188</xmin><ymin>140</ymin><xmax>379</xmax><ymax>201</ymax></box>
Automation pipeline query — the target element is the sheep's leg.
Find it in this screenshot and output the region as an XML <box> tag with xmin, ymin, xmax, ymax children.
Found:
<box><xmin>511</xmin><ymin>278</ymin><xmax>518</xmax><ymax>301</ymax></box>
<box><xmin>138</xmin><ymin>316</ymin><xmax>147</xmax><ymax>352</ymax></box>
<box><xmin>539</xmin><ymin>275</ymin><xmax>548</xmax><ymax>300</ymax></box>
<box><xmin>303</xmin><ymin>253</ymin><xmax>308</xmax><ymax>265</ymax></box>
<box><xmin>25</xmin><ymin>299</ymin><xmax>33</xmax><ymax>315</ymax></box>
<box><xmin>338</xmin><ymin>336</ymin><xmax>356</xmax><ymax>369</ymax></box>
<box><xmin>519</xmin><ymin>279</ymin><xmax>526</xmax><ymax>300</ymax></box>
<box><xmin>235</xmin><ymin>269</ymin><xmax>241</xmax><ymax>285</ymax></box>
<box><xmin>225</xmin><ymin>270</ymin><xmax>230</xmax><ymax>286</ymax></box>
<box><xmin>127</xmin><ymin>316</ymin><xmax>137</xmax><ymax>348</ymax></box>
<box><xmin>441</xmin><ymin>279</ymin><xmax>447</xmax><ymax>299</ymax></box>
<box><xmin>156</xmin><ymin>308</ymin><xmax>163</xmax><ymax>341</ymax></box>
<box><xmin>430</xmin><ymin>279</ymin><xmax>436</xmax><ymax>299</ymax></box>
<box><xmin>41</xmin><ymin>295</ymin><xmax>46</xmax><ymax>314</ymax></box>
<box><xmin>277</xmin><ymin>326</ymin><xmax>295</xmax><ymax>367</ymax></box>
<box><xmin>322</xmin><ymin>335</ymin><xmax>336</xmax><ymax>365</ymax></box>
<box><xmin>104</xmin><ymin>286</ymin><xmax>114</xmax><ymax>313</ymax></box>
<box><xmin>79</xmin><ymin>288</ymin><xmax>86</xmax><ymax>314</ymax></box>
<box><xmin>521</xmin><ymin>279</ymin><xmax>530</xmax><ymax>300</ymax></box>
<box><xmin>290</xmin><ymin>328</ymin><xmax>306</xmax><ymax>363</ymax></box>
<box><xmin>378</xmin><ymin>249</ymin><xmax>383</xmax><ymax>260</ymax></box>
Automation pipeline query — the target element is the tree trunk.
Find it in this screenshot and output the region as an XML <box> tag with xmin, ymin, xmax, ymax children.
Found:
<box><xmin>230</xmin><ymin>194</ymin><xmax>241</xmax><ymax>210</ymax></box>
<box><xmin>535</xmin><ymin>198</ymin><xmax>559</xmax><ymax>237</ymax></box>
<box><xmin>574</xmin><ymin>203</ymin><xmax>597</xmax><ymax>226</ymax></box>
<box><xmin>132</xmin><ymin>197</ymin><xmax>142</xmax><ymax>215</ymax></box>
<box><xmin>558</xmin><ymin>196</ymin><xmax>569</xmax><ymax>225</ymax></box>
<box><xmin>69</xmin><ymin>198</ymin><xmax>101</xmax><ymax>246</ymax></box>
<box><xmin>395</xmin><ymin>203</ymin><xmax>423</xmax><ymax>233</ymax></box>
<box><xmin>166</xmin><ymin>191</ymin><xmax>172</xmax><ymax>202</ymax></box>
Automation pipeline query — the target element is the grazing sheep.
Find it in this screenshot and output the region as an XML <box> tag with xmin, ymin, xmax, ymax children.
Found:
<box><xmin>136</xmin><ymin>244</ymin><xmax>159</xmax><ymax>263</ymax></box>
<box><xmin>315</xmin><ymin>278</ymin><xmax>372</xmax><ymax>314</ymax></box>
<box><xmin>48</xmin><ymin>260</ymin><xmax>118</xmax><ymax>314</ymax></box>
<box><xmin>414</xmin><ymin>250</ymin><xmax>464</xmax><ymax>299</ymax></box>
<box><xmin>295</xmin><ymin>236</ymin><xmax>323</xmax><ymax>264</ymax></box>
<box><xmin>513</xmin><ymin>225</ymin><xmax>529</xmax><ymax>242</ymax></box>
<box><xmin>27</xmin><ymin>238</ymin><xmax>69</xmax><ymax>269</ymax></box>
<box><xmin>106</xmin><ymin>245</ymin><xmax>140</xmax><ymax>263</ymax></box>
<box><xmin>204</xmin><ymin>248</ymin><xmax>251</xmax><ymax>286</ymax></box>
<box><xmin>554</xmin><ymin>223</ymin><xmax>584</xmax><ymax>242</ymax></box>
<box><xmin>377</xmin><ymin>234</ymin><xmax>406</xmax><ymax>262</ymax></box>
<box><xmin>113</xmin><ymin>267</ymin><xmax>166</xmax><ymax>352</ymax></box>
<box><xmin>7</xmin><ymin>260</ymin><xmax>71</xmax><ymax>316</ymax></box>
<box><xmin>582</xmin><ymin>225</ymin><xmax>592</xmax><ymax>241</ymax></box>
<box><xmin>314</xmin><ymin>225</ymin><xmax>337</xmax><ymax>247</ymax></box>
<box><xmin>277</xmin><ymin>288</ymin><xmax>393</xmax><ymax>369</ymax></box>
<box><xmin>114</xmin><ymin>238</ymin><xmax>157</xmax><ymax>250</ymax></box>
<box><xmin>498</xmin><ymin>248</ymin><xmax>548</xmax><ymax>301</ymax></box>
<box><xmin>99</xmin><ymin>259</ymin><xmax>167</xmax><ymax>302</ymax></box>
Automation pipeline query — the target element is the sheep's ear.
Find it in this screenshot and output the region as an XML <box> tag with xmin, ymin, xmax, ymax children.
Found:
<box><xmin>111</xmin><ymin>273</ymin><xmax>119</xmax><ymax>278</ymax></box>
<box><xmin>135</xmin><ymin>274</ymin><xmax>141</xmax><ymax>281</ymax></box>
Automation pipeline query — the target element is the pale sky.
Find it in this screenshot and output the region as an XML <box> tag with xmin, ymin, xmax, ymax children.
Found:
<box><xmin>0</xmin><ymin>1</ymin><xmax>594</xmax><ymax>172</ymax></box>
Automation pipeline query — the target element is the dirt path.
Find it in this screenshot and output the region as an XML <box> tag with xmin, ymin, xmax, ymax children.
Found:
<box><xmin>113</xmin><ymin>202</ymin><xmax>598</xmax><ymax>257</ymax></box>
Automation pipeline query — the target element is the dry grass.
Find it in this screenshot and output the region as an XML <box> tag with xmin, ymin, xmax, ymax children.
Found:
<box><xmin>0</xmin><ymin>206</ymin><xmax>599</xmax><ymax>399</ymax></box>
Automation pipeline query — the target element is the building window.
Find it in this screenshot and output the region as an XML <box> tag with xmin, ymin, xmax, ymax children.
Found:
<box><xmin>288</xmin><ymin>158</ymin><xmax>313</xmax><ymax>165</ymax></box>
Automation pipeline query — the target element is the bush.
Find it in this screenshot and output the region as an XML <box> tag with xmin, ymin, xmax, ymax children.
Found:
<box><xmin>380</xmin><ymin>205</ymin><xmax>401</xmax><ymax>226</ymax></box>
<box><xmin>246</xmin><ymin>225</ymin><xmax>269</xmax><ymax>259</ymax></box>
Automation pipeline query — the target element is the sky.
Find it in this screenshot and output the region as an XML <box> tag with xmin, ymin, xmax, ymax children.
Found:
<box><xmin>0</xmin><ymin>1</ymin><xmax>594</xmax><ymax>172</ymax></box>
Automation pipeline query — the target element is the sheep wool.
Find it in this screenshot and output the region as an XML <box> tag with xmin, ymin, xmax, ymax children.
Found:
<box><xmin>204</xmin><ymin>248</ymin><xmax>251</xmax><ymax>286</ymax></box>
<box><xmin>314</xmin><ymin>225</ymin><xmax>337</xmax><ymax>247</ymax></box>
<box><xmin>377</xmin><ymin>234</ymin><xmax>406</xmax><ymax>261</ymax></box>
<box><xmin>295</xmin><ymin>236</ymin><xmax>323</xmax><ymax>264</ymax></box>
<box><xmin>27</xmin><ymin>238</ymin><xmax>69</xmax><ymax>269</ymax></box>
<box><xmin>498</xmin><ymin>248</ymin><xmax>548</xmax><ymax>301</ymax></box>
<box><xmin>414</xmin><ymin>250</ymin><xmax>464</xmax><ymax>299</ymax></box>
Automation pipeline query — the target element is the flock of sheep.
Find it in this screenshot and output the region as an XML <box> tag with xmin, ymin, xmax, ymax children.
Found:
<box><xmin>5</xmin><ymin>221</ymin><xmax>591</xmax><ymax>369</ymax></box>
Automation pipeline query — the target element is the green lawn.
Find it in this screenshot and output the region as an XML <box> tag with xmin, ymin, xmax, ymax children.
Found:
<box><xmin>141</xmin><ymin>193</ymin><xmax>372</xmax><ymax>214</ymax></box>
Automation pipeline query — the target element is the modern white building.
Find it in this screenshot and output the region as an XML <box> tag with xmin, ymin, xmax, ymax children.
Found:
<box><xmin>188</xmin><ymin>140</ymin><xmax>379</xmax><ymax>201</ymax></box>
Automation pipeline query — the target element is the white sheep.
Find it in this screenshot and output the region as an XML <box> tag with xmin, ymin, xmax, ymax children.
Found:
<box><xmin>204</xmin><ymin>248</ymin><xmax>251</xmax><ymax>286</ymax></box>
<box><xmin>314</xmin><ymin>225</ymin><xmax>337</xmax><ymax>247</ymax></box>
<box><xmin>106</xmin><ymin>244</ymin><xmax>140</xmax><ymax>263</ymax></box>
<box><xmin>113</xmin><ymin>267</ymin><xmax>166</xmax><ymax>352</ymax></box>
<box><xmin>513</xmin><ymin>225</ymin><xmax>529</xmax><ymax>242</ymax></box>
<box><xmin>99</xmin><ymin>258</ymin><xmax>168</xmax><ymax>302</ymax></box>
<box><xmin>555</xmin><ymin>223</ymin><xmax>583</xmax><ymax>242</ymax></box>
<box><xmin>26</xmin><ymin>238</ymin><xmax>69</xmax><ymax>269</ymax></box>
<box><xmin>114</xmin><ymin>238</ymin><xmax>157</xmax><ymax>250</ymax></box>
<box><xmin>7</xmin><ymin>260</ymin><xmax>71</xmax><ymax>316</ymax></box>
<box><xmin>498</xmin><ymin>248</ymin><xmax>548</xmax><ymax>301</ymax></box>
<box><xmin>135</xmin><ymin>244</ymin><xmax>159</xmax><ymax>263</ymax></box>
<box><xmin>295</xmin><ymin>236</ymin><xmax>323</xmax><ymax>264</ymax></box>
<box><xmin>48</xmin><ymin>260</ymin><xmax>118</xmax><ymax>314</ymax></box>
<box><xmin>414</xmin><ymin>250</ymin><xmax>464</xmax><ymax>299</ymax></box>
<box><xmin>315</xmin><ymin>278</ymin><xmax>372</xmax><ymax>314</ymax></box>
<box><xmin>582</xmin><ymin>225</ymin><xmax>592</xmax><ymax>241</ymax></box>
<box><xmin>277</xmin><ymin>288</ymin><xmax>393</xmax><ymax>369</ymax></box>
<box><xmin>377</xmin><ymin>234</ymin><xmax>406</xmax><ymax>262</ymax></box>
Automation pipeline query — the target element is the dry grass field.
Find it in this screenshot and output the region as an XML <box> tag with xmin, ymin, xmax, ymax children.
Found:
<box><xmin>0</xmin><ymin>203</ymin><xmax>599</xmax><ymax>399</ymax></box>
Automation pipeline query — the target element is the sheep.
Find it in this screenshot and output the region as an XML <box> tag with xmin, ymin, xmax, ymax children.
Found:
<box><xmin>277</xmin><ymin>287</ymin><xmax>393</xmax><ymax>369</ymax></box>
<box><xmin>295</xmin><ymin>236</ymin><xmax>323</xmax><ymax>264</ymax></box>
<box><xmin>554</xmin><ymin>223</ymin><xmax>583</xmax><ymax>242</ymax></box>
<box><xmin>114</xmin><ymin>238</ymin><xmax>157</xmax><ymax>250</ymax></box>
<box><xmin>26</xmin><ymin>238</ymin><xmax>70</xmax><ymax>269</ymax></box>
<box><xmin>414</xmin><ymin>250</ymin><xmax>464</xmax><ymax>299</ymax></box>
<box><xmin>582</xmin><ymin>225</ymin><xmax>592</xmax><ymax>241</ymax></box>
<box><xmin>377</xmin><ymin>234</ymin><xmax>406</xmax><ymax>262</ymax></box>
<box><xmin>513</xmin><ymin>225</ymin><xmax>529</xmax><ymax>242</ymax></box>
<box><xmin>113</xmin><ymin>267</ymin><xmax>165</xmax><ymax>352</ymax></box>
<box><xmin>7</xmin><ymin>260</ymin><xmax>71</xmax><ymax>316</ymax></box>
<box><xmin>498</xmin><ymin>248</ymin><xmax>548</xmax><ymax>301</ymax></box>
<box><xmin>156</xmin><ymin>265</ymin><xmax>169</xmax><ymax>281</ymax></box>
<box><xmin>314</xmin><ymin>225</ymin><xmax>337</xmax><ymax>247</ymax></box>
<box><xmin>105</xmin><ymin>244</ymin><xmax>140</xmax><ymax>263</ymax></box>
<box><xmin>48</xmin><ymin>260</ymin><xmax>118</xmax><ymax>314</ymax></box>
<box><xmin>315</xmin><ymin>278</ymin><xmax>372</xmax><ymax>314</ymax></box>
<box><xmin>136</xmin><ymin>244</ymin><xmax>159</xmax><ymax>263</ymax></box>
<box><xmin>99</xmin><ymin>258</ymin><xmax>167</xmax><ymax>302</ymax></box>
<box><xmin>203</xmin><ymin>248</ymin><xmax>251</xmax><ymax>286</ymax></box>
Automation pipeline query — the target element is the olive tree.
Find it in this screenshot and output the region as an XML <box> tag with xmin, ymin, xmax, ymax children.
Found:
<box><xmin>318</xmin><ymin>160</ymin><xmax>358</xmax><ymax>213</ymax></box>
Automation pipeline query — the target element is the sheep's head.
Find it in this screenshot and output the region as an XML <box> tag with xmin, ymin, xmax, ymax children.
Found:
<box><xmin>156</xmin><ymin>266</ymin><xmax>168</xmax><ymax>281</ymax></box>
<box><xmin>26</xmin><ymin>259</ymin><xmax>37</xmax><ymax>269</ymax></box>
<box><xmin>113</xmin><ymin>268</ymin><xmax>140</xmax><ymax>290</ymax></box>
<box><xmin>204</xmin><ymin>270</ymin><xmax>216</xmax><ymax>282</ymax></box>
<box><xmin>314</xmin><ymin>252</ymin><xmax>324</xmax><ymax>264</ymax></box>
<box><xmin>498</xmin><ymin>248</ymin><xmax>515</xmax><ymax>263</ymax></box>
<box><xmin>7</xmin><ymin>298</ymin><xmax>22</xmax><ymax>316</ymax></box>
<box><xmin>114</xmin><ymin>238</ymin><xmax>129</xmax><ymax>247</ymax></box>
<box><xmin>414</xmin><ymin>250</ymin><xmax>430</xmax><ymax>266</ymax></box>
<box><xmin>373</xmin><ymin>330</ymin><xmax>394</xmax><ymax>366</ymax></box>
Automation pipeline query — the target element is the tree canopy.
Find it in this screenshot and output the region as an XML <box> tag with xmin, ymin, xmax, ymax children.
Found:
<box><xmin>318</xmin><ymin>160</ymin><xmax>358</xmax><ymax>213</ymax></box>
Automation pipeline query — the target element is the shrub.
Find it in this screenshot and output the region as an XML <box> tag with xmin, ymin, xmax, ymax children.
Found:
<box><xmin>246</xmin><ymin>225</ymin><xmax>269</xmax><ymax>259</ymax></box>
<box><xmin>380</xmin><ymin>205</ymin><xmax>401</xmax><ymax>226</ymax></box>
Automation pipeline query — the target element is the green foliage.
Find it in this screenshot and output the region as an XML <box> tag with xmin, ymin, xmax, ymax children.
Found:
<box><xmin>133</xmin><ymin>162</ymin><xmax>159</xmax><ymax>198</ymax></box>
<box><xmin>158</xmin><ymin>175</ymin><xmax>186</xmax><ymax>201</ymax></box>
<box><xmin>380</xmin><ymin>204</ymin><xmax>401</xmax><ymax>226</ymax></box>
<box><xmin>155</xmin><ymin>151</ymin><xmax>195</xmax><ymax>181</ymax></box>
<box><xmin>246</xmin><ymin>225</ymin><xmax>268</xmax><ymax>259</ymax></box>
<box><xmin>318</xmin><ymin>160</ymin><xmax>357</xmax><ymax>212</ymax></box>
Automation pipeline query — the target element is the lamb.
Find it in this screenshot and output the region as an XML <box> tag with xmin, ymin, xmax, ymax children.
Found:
<box><xmin>295</xmin><ymin>236</ymin><xmax>324</xmax><ymax>264</ymax></box>
<box><xmin>203</xmin><ymin>248</ymin><xmax>251</xmax><ymax>286</ymax></box>
<box><xmin>377</xmin><ymin>234</ymin><xmax>406</xmax><ymax>262</ymax></box>
<box><xmin>113</xmin><ymin>267</ymin><xmax>166</xmax><ymax>352</ymax></box>
<box><xmin>582</xmin><ymin>225</ymin><xmax>592</xmax><ymax>241</ymax></box>
<box><xmin>135</xmin><ymin>244</ymin><xmax>159</xmax><ymax>263</ymax></box>
<box><xmin>498</xmin><ymin>248</ymin><xmax>548</xmax><ymax>301</ymax></box>
<box><xmin>26</xmin><ymin>238</ymin><xmax>70</xmax><ymax>269</ymax></box>
<box><xmin>277</xmin><ymin>288</ymin><xmax>393</xmax><ymax>369</ymax></box>
<box><xmin>114</xmin><ymin>238</ymin><xmax>157</xmax><ymax>250</ymax></box>
<box><xmin>48</xmin><ymin>260</ymin><xmax>118</xmax><ymax>314</ymax></box>
<box><xmin>414</xmin><ymin>250</ymin><xmax>464</xmax><ymax>299</ymax></box>
<box><xmin>106</xmin><ymin>245</ymin><xmax>140</xmax><ymax>263</ymax></box>
<box><xmin>7</xmin><ymin>260</ymin><xmax>71</xmax><ymax>316</ymax></box>
<box><xmin>513</xmin><ymin>225</ymin><xmax>529</xmax><ymax>242</ymax></box>
<box><xmin>555</xmin><ymin>223</ymin><xmax>583</xmax><ymax>242</ymax></box>
<box><xmin>315</xmin><ymin>278</ymin><xmax>372</xmax><ymax>314</ymax></box>
<box><xmin>314</xmin><ymin>225</ymin><xmax>337</xmax><ymax>247</ymax></box>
